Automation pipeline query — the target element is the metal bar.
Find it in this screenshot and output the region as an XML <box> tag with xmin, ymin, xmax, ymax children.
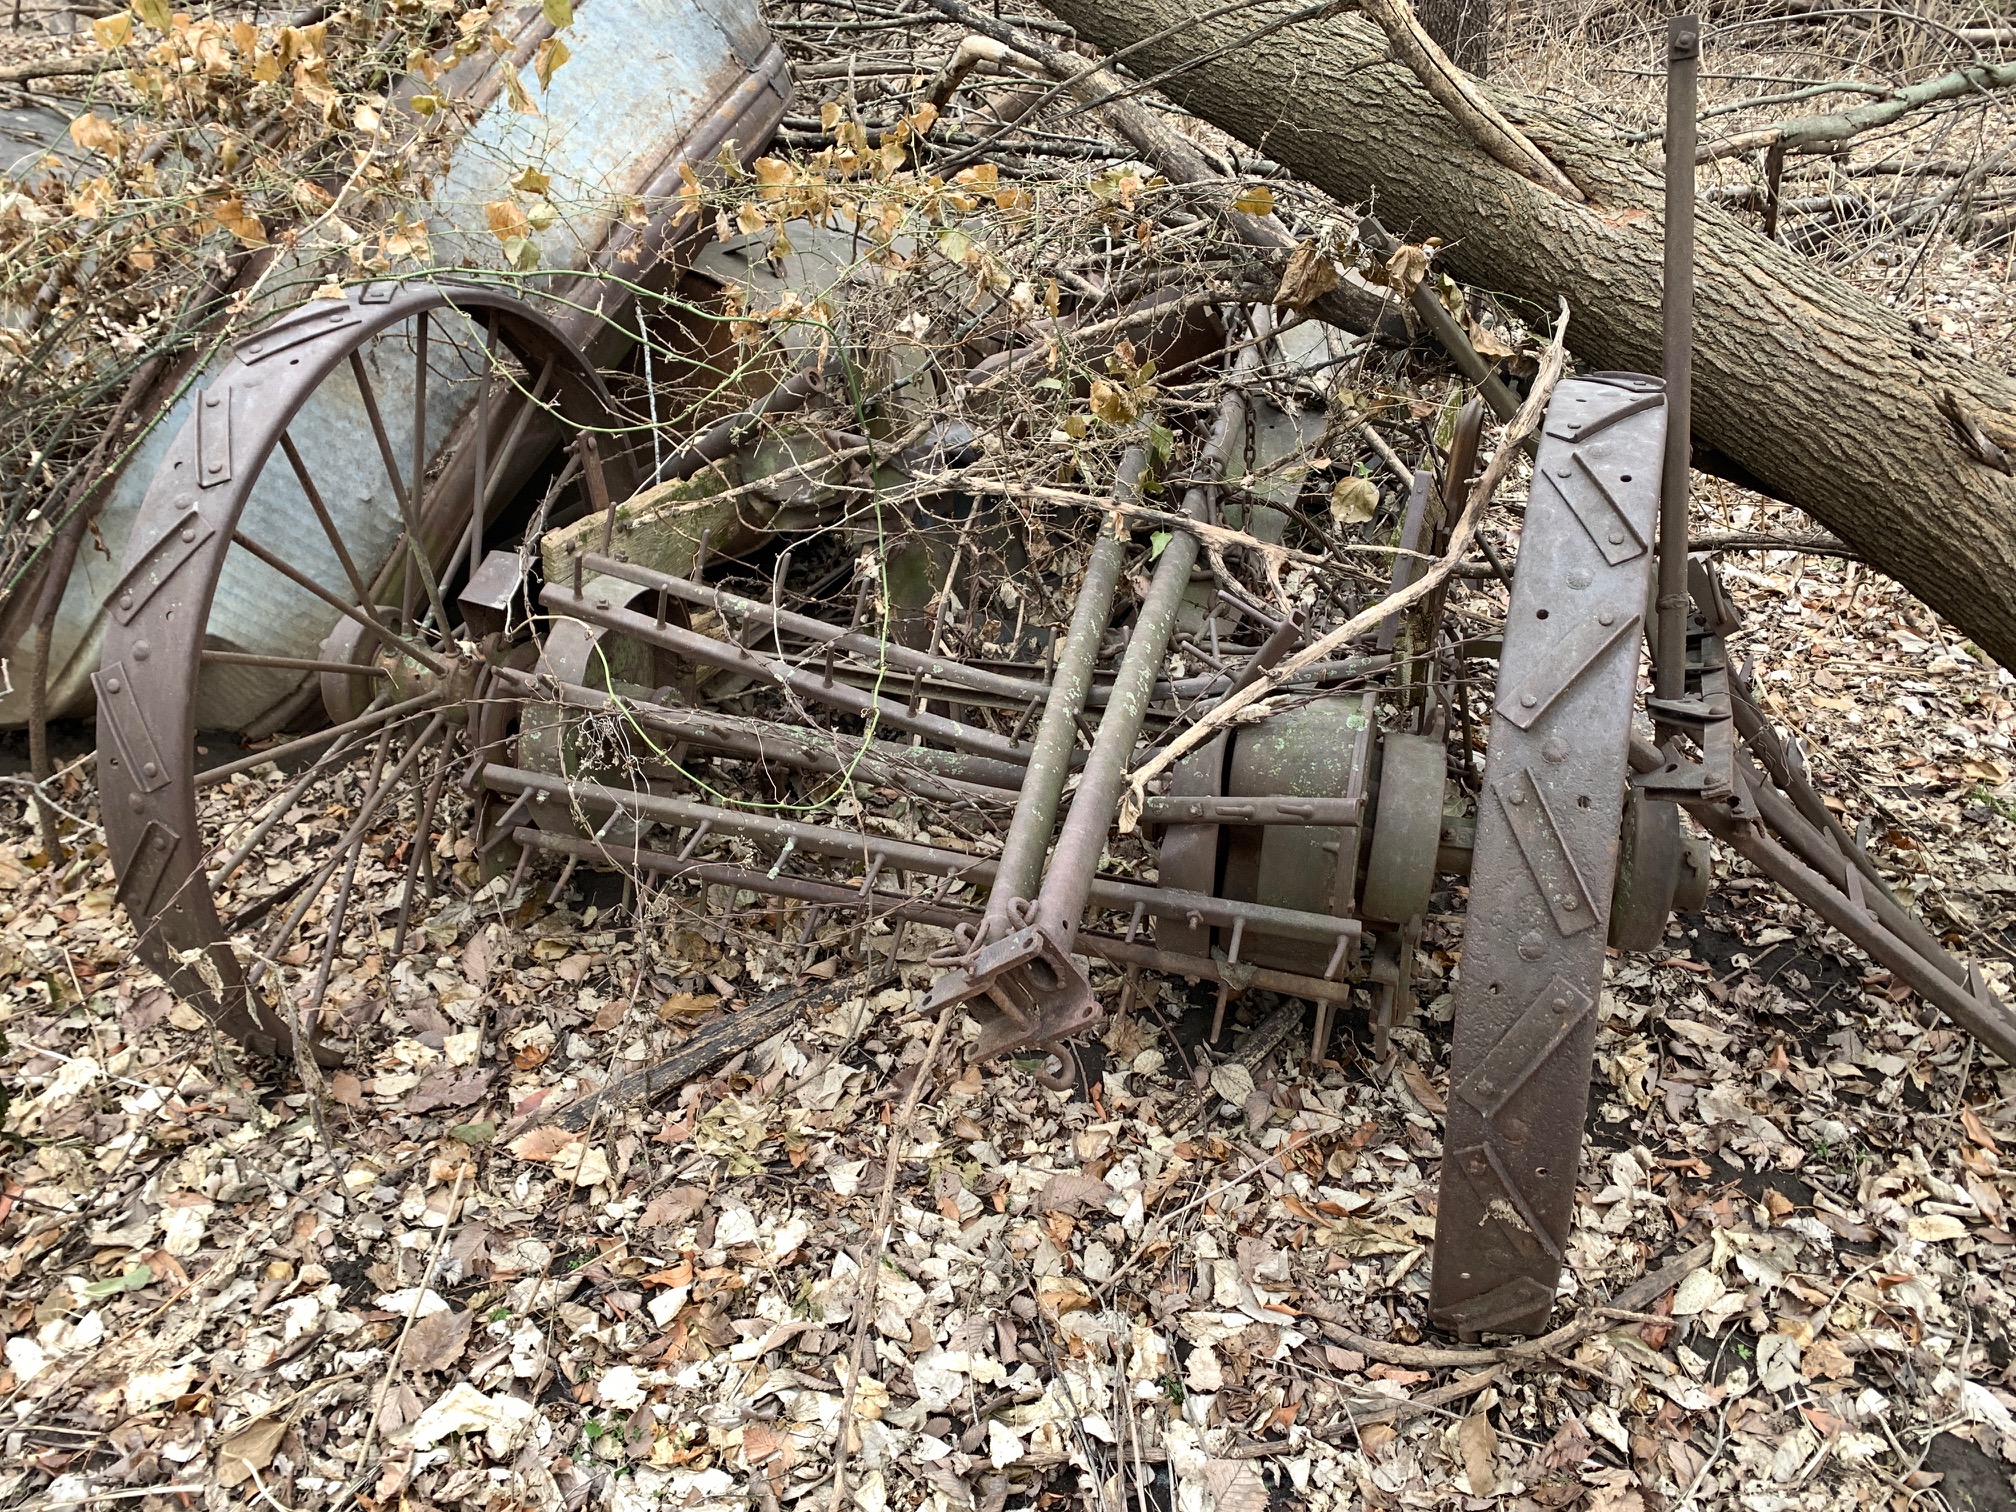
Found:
<box><xmin>581</xmin><ymin>552</ymin><xmax>1053</xmax><ymax>706</ymax></box>
<box><xmin>1657</xmin><ymin>14</ymin><xmax>1700</xmax><ymax>704</ymax></box>
<box><xmin>510</xmin><ymin>827</ymin><xmax>1356</xmax><ymax>1005</ymax></box>
<box><xmin>984</xmin><ymin>449</ymin><xmax>1143</xmax><ymax>941</ymax></box>
<box><xmin>1142</xmin><ymin>795</ymin><xmax>1360</xmax><ymax>826</ymax></box>
<box><xmin>540</xmin><ymin>581</ymin><xmax>1032</xmax><ymax>766</ymax></box>
<box><xmin>1216</xmin><ymin>606</ymin><xmax>1303</xmax><ymax>702</ymax></box>
<box><xmin>491</xmin><ymin>665</ymin><xmax>1027</xmax><ymax>792</ymax></box>
<box><xmin>480</xmin><ymin>765</ymin><xmax>1357</xmax><ymax>945</ymax></box>
<box><xmin>200</xmin><ymin>651</ymin><xmax>394</xmax><ymax>678</ymax></box>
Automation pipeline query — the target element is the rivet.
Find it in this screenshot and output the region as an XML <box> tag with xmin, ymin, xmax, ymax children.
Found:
<box><xmin>128</xmin><ymin>793</ymin><xmax>145</xmax><ymax>813</ymax></box>
<box><xmin>1562</xmin><ymin>897</ymin><xmax>1578</xmax><ymax>910</ymax></box>
<box><xmin>1501</xmin><ymin>1117</ymin><xmax>1528</xmax><ymax>1144</ymax></box>
<box><xmin>1468</xmin><ymin>1154</ymin><xmax>1488</xmax><ymax>1173</ymax></box>
<box><xmin>181</xmin><ymin>527</ymin><xmax>197</xmax><ymax>543</ymax></box>
<box><xmin>1599</xmin><ymin>610</ymin><xmax>1616</xmax><ymax>626</ymax></box>
<box><xmin>204</xmin><ymin>394</ymin><xmax>218</xmax><ymax>408</ymax></box>
<box><xmin>1519</xmin><ymin>693</ymin><xmax>1537</xmax><ymax>708</ymax></box>
<box><xmin>105</xmin><ymin>676</ymin><xmax>122</xmax><ymax>694</ymax></box>
<box><xmin>142</xmin><ymin>762</ymin><xmax>159</xmax><ymax>779</ymax></box>
<box><xmin>118</xmin><ymin>593</ymin><xmax>133</xmax><ymax>610</ymax></box>
<box><xmin>1541</xmin><ymin>736</ymin><xmax>1570</xmax><ymax>763</ymax></box>
<box><xmin>207</xmin><ymin>461</ymin><xmax>224</xmax><ymax>474</ymax></box>
<box><xmin>1607</xmin><ymin>528</ymin><xmax>1625</xmax><ymax>545</ymax></box>
<box><xmin>154</xmin><ymin>834</ymin><xmax>169</xmax><ymax>849</ymax></box>
<box><xmin>133</xmin><ymin>641</ymin><xmax>150</xmax><ymax>661</ymax></box>
<box><xmin>1552</xmin><ymin>996</ymin><xmax>1571</xmax><ymax>1012</ymax></box>
<box><xmin>1509</xmin><ymin>790</ymin><xmax>1525</xmax><ymax>805</ymax></box>
<box><xmin>1518</xmin><ymin>931</ymin><xmax>1546</xmax><ymax>960</ymax></box>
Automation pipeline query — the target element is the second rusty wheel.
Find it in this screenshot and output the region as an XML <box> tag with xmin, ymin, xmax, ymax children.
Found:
<box><xmin>1428</xmin><ymin>372</ymin><xmax>1668</xmax><ymax>1337</ymax></box>
<box><xmin>98</xmin><ymin>281</ymin><xmax>623</xmax><ymax>1063</ymax></box>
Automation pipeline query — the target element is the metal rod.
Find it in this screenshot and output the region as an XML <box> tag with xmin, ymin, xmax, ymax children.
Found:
<box><xmin>349</xmin><ymin>349</ymin><xmax>452</xmax><ymax>636</ymax></box>
<box><xmin>985</xmin><ymin>449</ymin><xmax>1144</xmax><ymax>941</ymax></box>
<box><xmin>229</xmin><ymin>528</ymin><xmax>450</xmax><ymax>676</ymax></box>
<box><xmin>581</xmin><ymin>552</ymin><xmax>1051</xmax><ymax>706</ymax></box>
<box><xmin>541</xmin><ymin>581</ymin><xmax>1034</xmax><ymax>766</ymax></box>
<box><xmin>195</xmin><ymin>689</ymin><xmax>445</xmax><ymax>789</ymax></box>
<box><xmin>510</xmin><ymin>827</ymin><xmax>1357</xmax><ymax>1005</ymax></box>
<box><xmin>200</xmin><ymin>651</ymin><xmax>394</xmax><ymax>678</ymax></box>
<box><xmin>279</xmin><ymin>433</ymin><xmax>372</xmax><ymax>608</ymax></box>
<box><xmin>1656</xmin><ymin>14</ymin><xmax>1700</xmax><ymax>703</ymax></box>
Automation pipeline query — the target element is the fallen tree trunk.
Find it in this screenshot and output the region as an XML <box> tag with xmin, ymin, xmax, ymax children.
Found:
<box><xmin>1038</xmin><ymin>0</ymin><xmax>2016</xmax><ymax>669</ymax></box>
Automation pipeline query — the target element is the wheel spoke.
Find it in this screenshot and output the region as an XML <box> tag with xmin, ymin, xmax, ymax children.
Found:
<box><xmin>349</xmin><ymin>347</ymin><xmax>452</xmax><ymax>635</ymax></box>
<box><xmin>437</xmin><ymin>351</ymin><xmax>556</xmax><ymax>595</ymax></box>
<box><xmin>278</xmin><ymin>432</ymin><xmax>374</xmax><ymax>607</ymax></box>
<box><xmin>197</xmin><ymin>688</ymin><xmax>442</xmax><ymax>790</ymax></box>
<box><xmin>228</xmin><ymin>527</ymin><xmax>450</xmax><ymax>677</ymax></box>
<box><xmin>209</xmin><ymin>722</ymin><xmax>377</xmax><ymax>888</ymax></box>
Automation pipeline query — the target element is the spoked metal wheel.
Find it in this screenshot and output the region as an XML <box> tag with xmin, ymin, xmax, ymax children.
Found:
<box><xmin>99</xmin><ymin>280</ymin><xmax>626</xmax><ymax>1063</ymax></box>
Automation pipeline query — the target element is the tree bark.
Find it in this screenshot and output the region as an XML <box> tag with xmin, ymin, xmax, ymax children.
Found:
<box><xmin>1416</xmin><ymin>0</ymin><xmax>1492</xmax><ymax>74</ymax></box>
<box><xmin>1038</xmin><ymin>0</ymin><xmax>2016</xmax><ymax>670</ymax></box>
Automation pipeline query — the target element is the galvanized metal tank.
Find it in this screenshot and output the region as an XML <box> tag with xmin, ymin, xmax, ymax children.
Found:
<box><xmin>6</xmin><ymin>0</ymin><xmax>788</xmax><ymax>733</ymax></box>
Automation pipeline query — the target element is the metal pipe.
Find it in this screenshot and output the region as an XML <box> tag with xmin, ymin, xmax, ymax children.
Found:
<box><xmin>1031</xmin><ymin>406</ymin><xmax>1239</xmax><ymax>947</ymax></box>
<box><xmin>491</xmin><ymin>664</ymin><xmax>1028</xmax><ymax>794</ymax></box>
<box><xmin>652</xmin><ymin>358</ymin><xmax>828</xmax><ymax>485</ymax></box>
<box><xmin>1656</xmin><ymin>14</ymin><xmax>1700</xmax><ymax>703</ymax></box>
<box><xmin>985</xmin><ymin>449</ymin><xmax>1144</xmax><ymax>940</ymax></box>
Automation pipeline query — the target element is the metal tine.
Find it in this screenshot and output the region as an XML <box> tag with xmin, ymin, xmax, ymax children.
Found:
<box><xmin>547</xmin><ymin>807</ymin><xmax>626</xmax><ymax>906</ymax></box>
<box><xmin>391</xmin><ymin>758</ymin><xmax>452</xmax><ymax>957</ymax></box>
<box><xmin>247</xmin><ymin>712</ymin><xmax>448</xmax><ymax>988</ymax></box>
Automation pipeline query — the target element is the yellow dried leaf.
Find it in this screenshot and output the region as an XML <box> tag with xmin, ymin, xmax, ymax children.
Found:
<box><xmin>500</xmin><ymin>64</ymin><xmax>538</xmax><ymax>115</ymax></box>
<box><xmin>502</xmin><ymin>235</ymin><xmax>539</xmax><ymax>270</ymax></box>
<box><xmin>511</xmin><ymin>166</ymin><xmax>551</xmax><ymax>196</ymax></box>
<box><xmin>229</xmin><ymin>19</ymin><xmax>255</xmax><ymax>53</ymax></box>
<box><xmin>904</xmin><ymin>101</ymin><xmax>939</xmax><ymax>134</ymax></box>
<box><xmin>1275</xmin><ymin>241</ymin><xmax>1339</xmax><ymax>312</ymax></box>
<box><xmin>676</xmin><ymin>161</ymin><xmax>703</xmax><ymax>210</ymax></box>
<box><xmin>129</xmin><ymin>0</ymin><xmax>170</xmax><ymax>33</ymax></box>
<box><xmin>71</xmin><ymin>175</ymin><xmax>114</xmax><ymax>219</ymax></box>
<box><xmin>92</xmin><ymin>13</ymin><xmax>133</xmax><ymax>48</ymax></box>
<box><xmin>752</xmin><ymin>155</ymin><xmax>793</xmax><ymax>199</ymax></box>
<box><xmin>68</xmin><ymin>112</ymin><xmax>124</xmax><ymax>159</ymax></box>
<box><xmin>1329</xmin><ymin>476</ymin><xmax>1378</xmax><ymax>526</ymax></box>
<box><xmin>735</xmin><ymin>200</ymin><xmax>766</xmax><ymax>236</ymax></box>
<box><xmin>542</xmin><ymin>0</ymin><xmax>572</xmax><ymax>26</ymax></box>
<box><xmin>1231</xmin><ymin>183</ymin><xmax>1273</xmax><ymax>216</ymax></box>
<box><xmin>819</xmin><ymin>100</ymin><xmax>843</xmax><ymax>133</ymax></box>
<box><xmin>1088</xmin><ymin>378</ymin><xmax>1141</xmax><ymax>427</ymax></box>
<box><xmin>533</xmin><ymin>35</ymin><xmax>568</xmax><ymax>89</ymax></box>
<box><xmin>207</xmin><ymin>196</ymin><xmax>266</xmax><ymax>246</ymax></box>
<box><xmin>484</xmin><ymin>199</ymin><xmax>529</xmax><ymax>240</ymax></box>
<box><xmin>352</xmin><ymin>102</ymin><xmax>382</xmax><ymax>135</ymax></box>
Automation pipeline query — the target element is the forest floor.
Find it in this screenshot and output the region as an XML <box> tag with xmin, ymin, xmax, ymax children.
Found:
<box><xmin>7</xmin><ymin>2</ymin><xmax>2016</xmax><ymax>1510</ymax></box>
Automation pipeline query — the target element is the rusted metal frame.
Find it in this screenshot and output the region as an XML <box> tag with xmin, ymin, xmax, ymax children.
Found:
<box><xmin>439</xmin><ymin>355</ymin><xmax>558</xmax><ymax>598</ymax></box>
<box><xmin>480</xmin><ymin>764</ymin><xmax>1360</xmax><ymax>948</ymax></box>
<box><xmin>984</xmin><ymin>450</ymin><xmax>1145</xmax><ymax>942</ymax></box>
<box><xmin>491</xmin><ymin>664</ymin><xmax>1027</xmax><ymax>792</ymax></box>
<box><xmin>1653</xmin><ymin>749</ymin><xmax>2016</xmax><ymax>1065</ymax></box>
<box><xmin>1730</xmin><ymin>746</ymin><xmax>1969</xmax><ymax>988</ymax></box>
<box><xmin>226</xmin><ymin>527</ymin><xmax>452</xmax><ymax>678</ymax></box>
<box><xmin>392</xmin><ymin>755</ymin><xmax>453</xmax><ymax>957</ymax></box>
<box><xmin>1429</xmin><ymin>373</ymin><xmax>1667</xmax><ymax>1340</ymax></box>
<box><xmin>1354</xmin><ymin>215</ymin><xmax>1525</xmax><ymax>426</ymax></box>
<box><xmin>348</xmin><ymin>349</ymin><xmax>453</xmax><ymax>637</ymax></box>
<box><xmin>1726</xmin><ymin>669</ymin><xmax>1892</xmax><ymax>893</ymax></box>
<box><xmin>509</xmin><ymin>827</ymin><xmax>1359</xmax><ymax>1007</ymax></box>
<box><xmin>579</xmin><ymin>550</ymin><xmax>1052</xmax><ymax>706</ymax></box>
<box><xmin>1656</xmin><ymin>15</ymin><xmax>1701</xmax><ymax>707</ymax></box>
<box><xmin>540</xmin><ymin>580</ymin><xmax>1033</xmax><ymax>766</ymax></box>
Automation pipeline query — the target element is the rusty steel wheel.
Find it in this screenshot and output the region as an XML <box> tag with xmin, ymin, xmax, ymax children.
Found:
<box><xmin>98</xmin><ymin>280</ymin><xmax>625</xmax><ymax>1063</ymax></box>
<box><xmin>1427</xmin><ymin>372</ymin><xmax>1668</xmax><ymax>1338</ymax></box>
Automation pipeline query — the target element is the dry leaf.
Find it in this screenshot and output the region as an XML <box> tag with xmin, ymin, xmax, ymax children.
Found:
<box><xmin>1231</xmin><ymin>183</ymin><xmax>1274</xmax><ymax>217</ymax></box>
<box><xmin>215</xmin><ymin>1418</ymin><xmax>288</xmax><ymax>1488</ymax></box>
<box><xmin>68</xmin><ymin>112</ymin><xmax>125</xmax><ymax>158</ymax></box>
<box><xmin>1275</xmin><ymin>241</ymin><xmax>1339</xmax><ymax>311</ymax></box>
<box><xmin>1457</xmin><ymin>1411</ymin><xmax>1500</xmax><ymax>1496</ymax></box>
<box><xmin>403</xmin><ymin>1305</ymin><xmax>473</xmax><ymax>1374</ymax></box>
<box><xmin>1330</xmin><ymin>476</ymin><xmax>1378</xmax><ymax>526</ymax></box>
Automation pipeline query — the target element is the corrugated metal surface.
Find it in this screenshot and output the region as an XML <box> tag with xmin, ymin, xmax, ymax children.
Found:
<box><xmin>10</xmin><ymin>0</ymin><xmax>788</xmax><ymax>729</ymax></box>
